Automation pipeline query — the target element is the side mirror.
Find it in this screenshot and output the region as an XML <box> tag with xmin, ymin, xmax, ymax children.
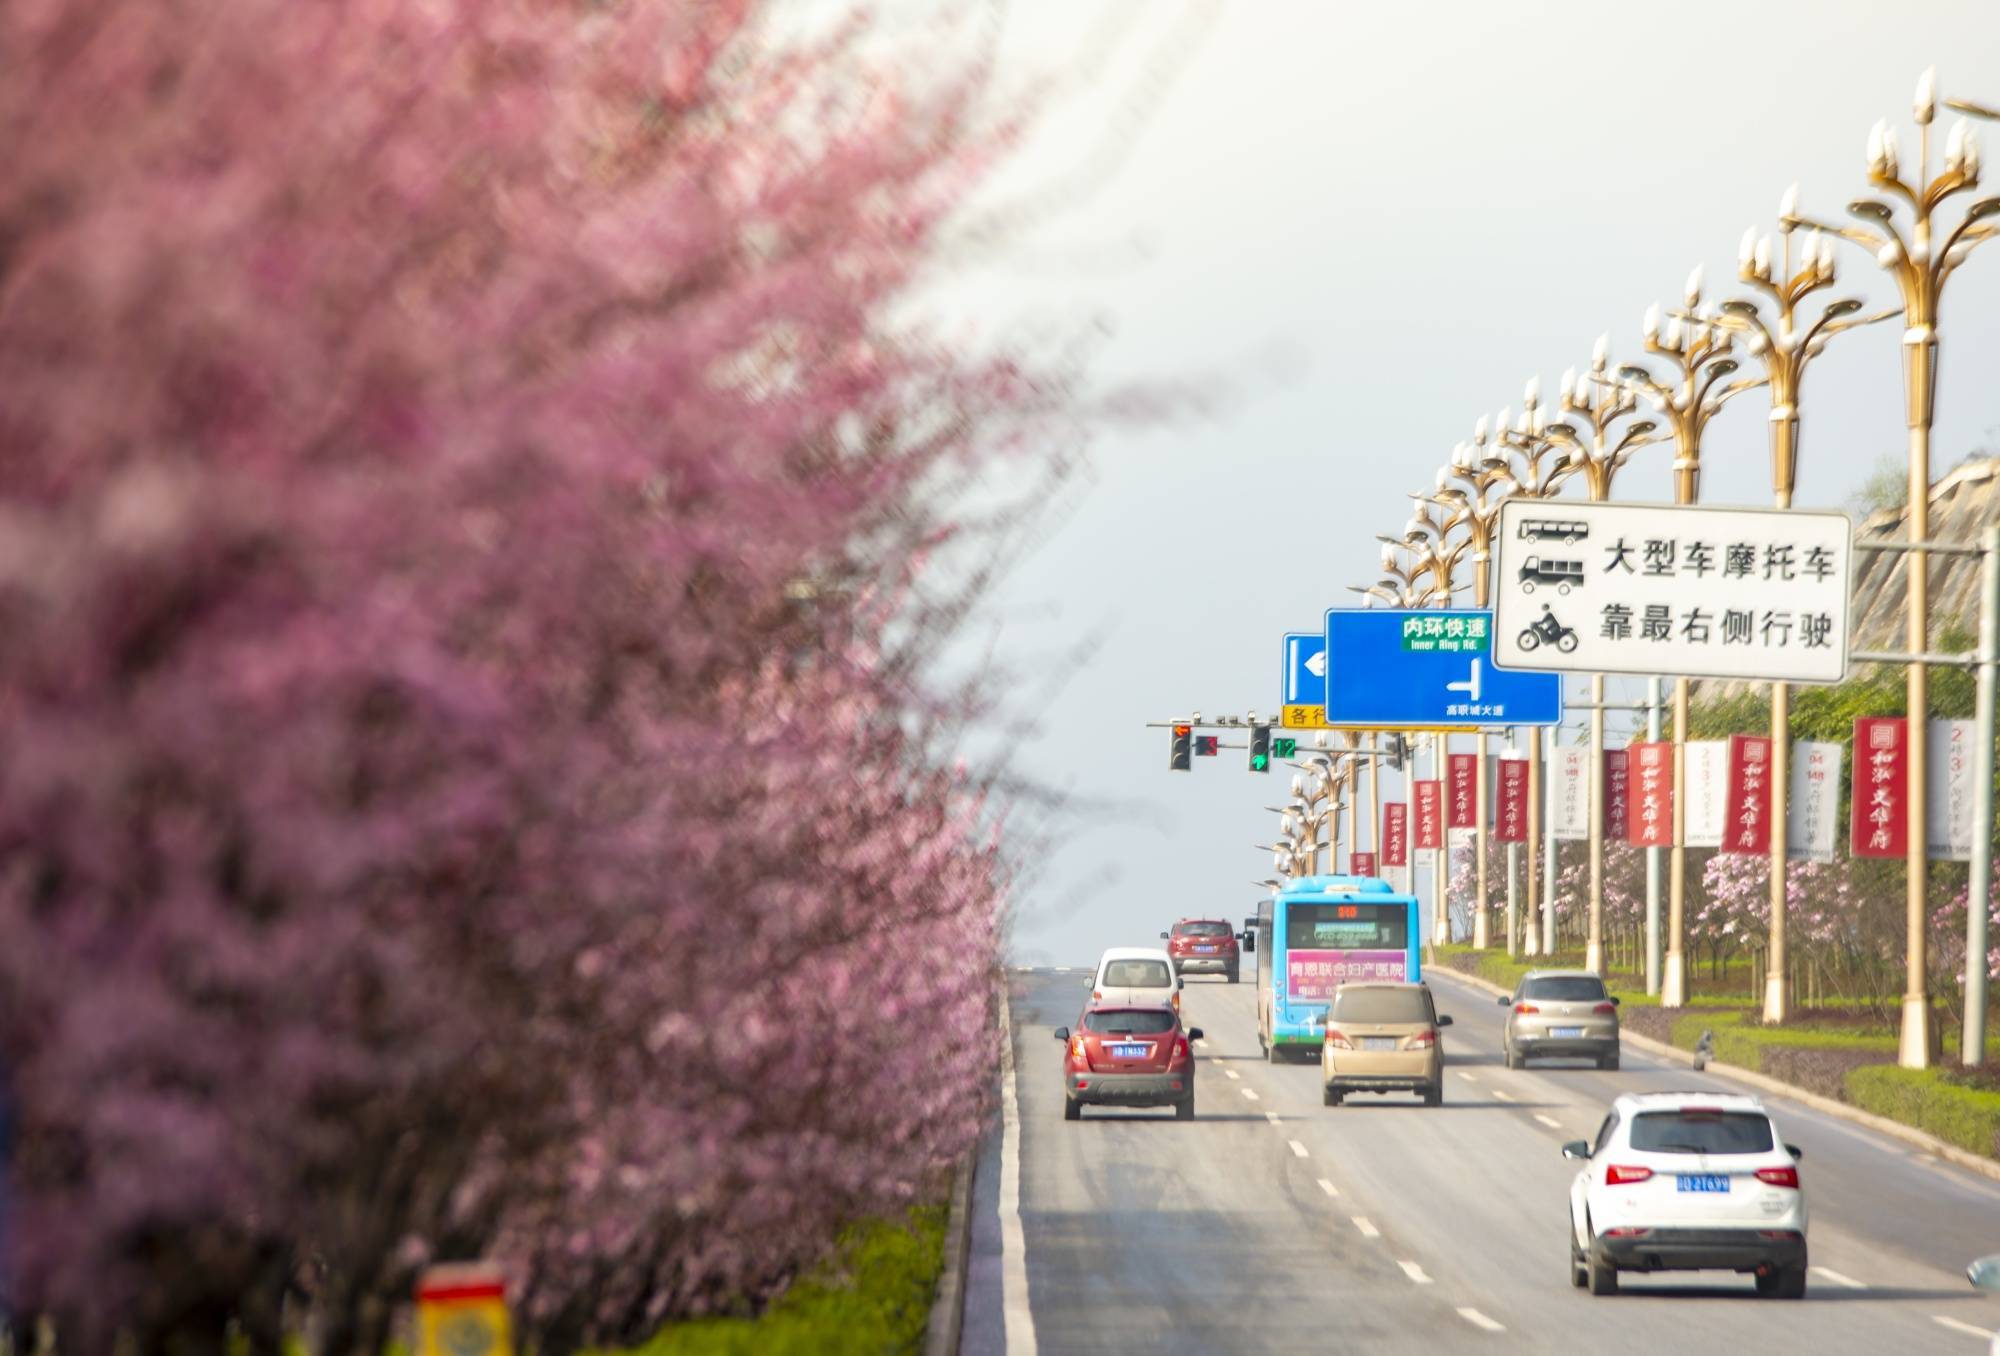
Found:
<box><xmin>1969</xmin><ymin>1254</ymin><xmax>2000</xmax><ymax>1292</ymax></box>
<box><xmin>1436</xmin><ymin>1015</ymin><xmax>1454</xmax><ymax>1027</ymax></box>
<box><xmin>1609</xmin><ymin>996</ymin><xmax>1622</xmax><ymax>1007</ymax></box>
<box><xmin>1242</xmin><ymin>933</ymin><xmax>1256</xmax><ymax>952</ymax></box>
<box><xmin>1786</xmin><ymin>1144</ymin><xmax>1803</xmax><ymax>1161</ymax></box>
<box><xmin>1159</xmin><ymin>931</ymin><xmax>1170</xmax><ymax>940</ymax></box>
<box><xmin>1561</xmin><ymin>1140</ymin><xmax>1591</xmax><ymax>1161</ymax></box>
<box><xmin>1053</xmin><ymin>1027</ymin><xmax>1070</xmax><ymax>1043</ymax></box>
<box><xmin>1497</xmin><ymin>994</ymin><xmax>1513</xmax><ymax>1006</ymax></box>
<box><xmin>1187</xmin><ymin>1027</ymin><xmax>1205</xmax><ymax>1042</ymax></box>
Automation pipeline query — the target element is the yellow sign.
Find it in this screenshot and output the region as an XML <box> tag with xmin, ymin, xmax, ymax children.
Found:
<box><xmin>1280</xmin><ymin>704</ymin><xmax>1327</xmax><ymax>729</ymax></box>
<box><xmin>418</xmin><ymin>1264</ymin><xmax>513</xmax><ymax>1356</ymax></box>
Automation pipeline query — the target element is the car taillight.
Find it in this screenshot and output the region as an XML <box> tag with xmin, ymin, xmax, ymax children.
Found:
<box><xmin>1514</xmin><ymin>1002</ymin><xmax>1539</xmax><ymax>1014</ymax></box>
<box><xmin>1325</xmin><ymin>1029</ymin><xmax>1353</xmax><ymax>1049</ymax></box>
<box><xmin>1174</xmin><ymin>1036</ymin><xmax>1191</xmax><ymax>1060</ymax></box>
<box><xmin>1172</xmin><ymin>991</ymin><xmax>1180</xmax><ymax>1010</ymax></box>
<box><xmin>1603</xmin><ymin>1164</ymin><xmax>1653</xmax><ymax>1185</ymax></box>
<box><xmin>1407</xmin><ymin>1029</ymin><xmax>1436</xmax><ymax>1048</ymax></box>
<box><xmin>1591</xmin><ymin>1002</ymin><xmax>1617</xmax><ymax>1015</ymax></box>
<box><xmin>1600</xmin><ymin>1226</ymin><xmax>1652</xmax><ymax>1238</ymax></box>
<box><xmin>1754</xmin><ymin>1166</ymin><xmax>1799</xmax><ymax>1189</ymax></box>
<box><xmin>1069</xmin><ymin>1036</ymin><xmax>1086</xmax><ymax>1060</ymax></box>
<box><xmin>1092</xmin><ymin>991</ymin><xmax>1102</xmax><ymax>1001</ymax></box>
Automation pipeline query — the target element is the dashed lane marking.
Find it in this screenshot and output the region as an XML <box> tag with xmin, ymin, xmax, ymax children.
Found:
<box><xmin>1456</xmin><ymin>1071</ymin><xmax>1480</xmax><ymax>1083</ymax></box>
<box><xmin>1265</xmin><ymin>1111</ymin><xmax>1282</xmax><ymax>1125</ymax></box>
<box><xmin>1351</xmin><ymin>1216</ymin><xmax>1380</xmax><ymax>1238</ymax></box>
<box><xmin>1533</xmin><ymin>1114</ymin><xmax>1561</xmax><ymax>1129</ymax></box>
<box><xmin>1316</xmin><ymin>1178</ymin><xmax>1339</xmax><ymax>1197</ymax></box>
<box><xmin>1241</xmin><ymin>1088</ymin><xmax>1260</xmax><ymax>1101</ymax></box>
<box><xmin>1288</xmin><ymin>1139</ymin><xmax>1309</xmax><ymax>1158</ymax></box>
<box><xmin>1456</xmin><ymin>1308</ymin><xmax>1505</xmax><ymax>1333</ymax></box>
<box><xmin>1492</xmin><ymin>1090</ymin><xmax>1515</xmax><ymax>1102</ymax></box>
<box><xmin>1223</xmin><ymin>1069</ymin><xmax>1241</xmax><ymax>1081</ymax></box>
<box><xmin>1933</xmin><ymin>1316</ymin><xmax>1994</xmax><ymax>1340</ymax></box>
<box><xmin>1810</xmin><ymin>1267</ymin><xmax>1865</xmax><ymax>1289</ymax></box>
<box><xmin>1397</xmin><ymin>1261</ymin><xmax>1433</xmax><ymax>1284</ymax></box>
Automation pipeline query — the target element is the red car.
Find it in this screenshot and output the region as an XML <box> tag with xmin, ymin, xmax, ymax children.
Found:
<box><xmin>1054</xmin><ymin>1005</ymin><xmax>1203</xmax><ymax>1121</ymax></box>
<box><xmin>1161</xmin><ymin>918</ymin><xmax>1240</xmax><ymax>982</ymax></box>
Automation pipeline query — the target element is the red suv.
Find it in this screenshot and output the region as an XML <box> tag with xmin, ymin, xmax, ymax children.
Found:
<box><xmin>1054</xmin><ymin>1005</ymin><xmax>1202</xmax><ymax>1121</ymax></box>
<box><xmin>1161</xmin><ymin>918</ymin><xmax>1240</xmax><ymax>982</ymax></box>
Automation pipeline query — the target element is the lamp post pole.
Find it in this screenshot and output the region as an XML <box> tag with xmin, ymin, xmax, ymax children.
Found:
<box><xmin>1791</xmin><ymin>69</ymin><xmax>2000</xmax><ymax>1067</ymax></box>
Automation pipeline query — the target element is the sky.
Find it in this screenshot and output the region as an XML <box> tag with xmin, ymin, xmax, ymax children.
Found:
<box><xmin>909</xmin><ymin>0</ymin><xmax>2000</xmax><ymax>966</ymax></box>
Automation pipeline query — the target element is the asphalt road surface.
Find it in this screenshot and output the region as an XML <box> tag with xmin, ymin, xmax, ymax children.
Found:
<box><xmin>961</xmin><ymin>965</ymin><xmax>2000</xmax><ymax>1355</ymax></box>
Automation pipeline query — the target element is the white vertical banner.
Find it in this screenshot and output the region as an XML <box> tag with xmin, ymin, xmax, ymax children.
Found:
<box><xmin>1928</xmin><ymin>718</ymin><xmax>1977</xmax><ymax>862</ymax></box>
<box><xmin>1787</xmin><ymin>740</ymin><xmax>1842</xmax><ymax>863</ymax></box>
<box><xmin>1685</xmin><ymin>740</ymin><xmax>1729</xmax><ymax>848</ymax></box>
<box><xmin>1551</xmin><ymin>745</ymin><xmax>1589</xmax><ymax>841</ymax></box>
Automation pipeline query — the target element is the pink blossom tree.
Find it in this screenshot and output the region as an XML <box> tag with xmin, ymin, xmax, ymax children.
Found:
<box><xmin>0</xmin><ymin>1</ymin><xmax>1065</xmax><ymax>1350</ymax></box>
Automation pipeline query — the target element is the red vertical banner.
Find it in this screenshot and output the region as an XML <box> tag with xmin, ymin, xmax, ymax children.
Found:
<box><xmin>1447</xmin><ymin>753</ymin><xmax>1477</xmax><ymax>829</ymax></box>
<box><xmin>1851</xmin><ymin>717</ymin><xmax>1907</xmax><ymax>858</ymax></box>
<box><xmin>1495</xmin><ymin>759</ymin><xmax>1528</xmax><ymax>842</ymax></box>
<box><xmin>1603</xmin><ymin>747</ymin><xmax>1630</xmax><ymax>840</ymax></box>
<box><xmin>1722</xmin><ymin>733</ymin><xmax>1773</xmax><ymax>855</ymax></box>
<box><xmin>1382</xmin><ymin>802</ymin><xmax>1409</xmax><ymax>867</ymax></box>
<box><xmin>1413</xmin><ymin>781</ymin><xmax>1444</xmax><ymax>850</ymax></box>
<box><xmin>1627</xmin><ymin>742</ymin><xmax>1673</xmax><ymax>847</ymax></box>
<box><xmin>1349</xmin><ymin>850</ymin><xmax>1377</xmax><ymax>877</ymax></box>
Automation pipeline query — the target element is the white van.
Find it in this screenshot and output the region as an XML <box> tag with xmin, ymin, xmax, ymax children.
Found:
<box><xmin>1088</xmin><ymin>947</ymin><xmax>1181</xmax><ymax>1013</ymax></box>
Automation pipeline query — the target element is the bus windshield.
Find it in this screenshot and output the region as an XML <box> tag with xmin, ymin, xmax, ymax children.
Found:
<box><xmin>1285</xmin><ymin>903</ymin><xmax>1408</xmax><ymax>953</ymax></box>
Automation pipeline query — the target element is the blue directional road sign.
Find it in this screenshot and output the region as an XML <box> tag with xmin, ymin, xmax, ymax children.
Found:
<box><xmin>1280</xmin><ymin>631</ymin><xmax>1328</xmax><ymax>728</ymax></box>
<box><xmin>1323</xmin><ymin>609</ymin><xmax>1561</xmax><ymax>728</ymax></box>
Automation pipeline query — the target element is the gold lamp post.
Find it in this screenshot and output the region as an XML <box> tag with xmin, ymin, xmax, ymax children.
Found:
<box><xmin>1704</xmin><ymin>201</ymin><xmax>1896</xmax><ymax>1025</ymax></box>
<box><xmin>1787</xmin><ymin>68</ymin><xmax>2000</xmax><ymax>1068</ymax></box>
<box><xmin>1541</xmin><ymin>335</ymin><xmax>1664</xmax><ymax>979</ymax></box>
<box><xmin>1614</xmin><ymin>268</ymin><xmax>1763</xmax><ymax>1006</ymax></box>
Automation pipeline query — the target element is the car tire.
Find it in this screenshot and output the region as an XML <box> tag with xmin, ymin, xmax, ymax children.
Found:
<box><xmin>1569</xmin><ymin>1228</ymin><xmax>1588</xmax><ymax>1289</ymax></box>
<box><xmin>1063</xmin><ymin>1097</ymin><xmax>1081</xmax><ymax>1122</ymax></box>
<box><xmin>1587</xmin><ymin>1250</ymin><xmax>1618</xmax><ymax>1296</ymax></box>
<box><xmin>1176</xmin><ymin>1096</ymin><xmax>1195</xmax><ymax>1122</ymax></box>
<box><xmin>1600</xmin><ymin>1051</ymin><xmax>1620</xmax><ymax>1071</ymax></box>
<box><xmin>1226</xmin><ymin>967</ymin><xmax>1239</xmax><ymax>984</ymax></box>
<box><xmin>1504</xmin><ymin>1044</ymin><xmax>1519</xmax><ymax>1070</ymax></box>
<box><xmin>1757</xmin><ymin>1264</ymin><xmax>1806</xmax><ymax>1299</ymax></box>
<box><xmin>1424</xmin><ymin>1079</ymin><xmax>1443</xmax><ymax>1107</ymax></box>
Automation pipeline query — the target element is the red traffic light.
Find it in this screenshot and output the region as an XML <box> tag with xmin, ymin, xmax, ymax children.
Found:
<box><xmin>1172</xmin><ymin>724</ymin><xmax>1192</xmax><ymax>737</ymax></box>
<box><xmin>1194</xmin><ymin>736</ymin><xmax>1219</xmax><ymax>756</ymax></box>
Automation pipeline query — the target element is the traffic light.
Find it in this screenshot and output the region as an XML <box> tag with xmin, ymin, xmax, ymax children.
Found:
<box><xmin>1169</xmin><ymin>723</ymin><xmax>1192</xmax><ymax>771</ymax></box>
<box><xmin>1194</xmin><ymin>735</ymin><xmax>1220</xmax><ymax>757</ymax></box>
<box><xmin>1247</xmin><ymin>724</ymin><xmax>1272</xmax><ymax>773</ymax></box>
<box><xmin>1272</xmin><ymin>737</ymin><xmax>1298</xmax><ymax>759</ymax></box>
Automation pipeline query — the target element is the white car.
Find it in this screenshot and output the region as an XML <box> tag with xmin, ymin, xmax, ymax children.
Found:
<box><xmin>1563</xmin><ymin>1091</ymin><xmax>1807</xmax><ymax>1297</ymax></box>
<box><xmin>1969</xmin><ymin>1255</ymin><xmax>2000</xmax><ymax>1356</ymax></box>
<box><xmin>1087</xmin><ymin>947</ymin><xmax>1181</xmax><ymax>1014</ymax></box>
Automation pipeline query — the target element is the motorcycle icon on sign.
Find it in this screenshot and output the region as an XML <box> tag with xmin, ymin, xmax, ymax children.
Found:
<box><xmin>1517</xmin><ymin>604</ymin><xmax>1579</xmax><ymax>654</ymax></box>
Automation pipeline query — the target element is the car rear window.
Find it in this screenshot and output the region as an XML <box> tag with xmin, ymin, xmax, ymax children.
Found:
<box><xmin>1629</xmin><ymin>1110</ymin><xmax>1775</xmax><ymax>1155</ymax></box>
<box><xmin>1102</xmin><ymin>959</ymin><xmax>1172</xmax><ymax>987</ymax></box>
<box><xmin>1522</xmin><ymin>976</ymin><xmax>1608</xmax><ymax>1002</ymax></box>
<box><xmin>1083</xmin><ymin>1010</ymin><xmax>1177</xmax><ymax>1035</ymax></box>
<box><xmin>1173</xmin><ymin>921</ymin><xmax>1231</xmax><ymax>937</ymax></box>
<box><xmin>1331</xmin><ymin>987</ymin><xmax>1433</xmax><ymax>1023</ymax></box>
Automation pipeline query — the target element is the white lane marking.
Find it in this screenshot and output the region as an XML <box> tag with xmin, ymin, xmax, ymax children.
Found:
<box><xmin>1241</xmin><ymin>1087</ymin><xmax>1260</xmax><ymax>1101</ymax></box>
<box><xmin>1456</xmin><ymin>1071</ymin><xmax>1480</xmax><ymax>1082</ymax></box>
<box><xmin>1933</xmin><ymin>1316</ymin><xmax>1995</xmax><ymax>1340</ymax></box>
<box><xmin>1194</xmin><ymin>1038</ymin><xmax>1210</xmax><ymax>1048</ymax></box>
<box><xmin>1288</xmin><ymin>1139</ymin><xmax>1309</xmax><ymax>1158</ymax></box>
<box><xmin>1456</xmin><ymin>1308</ymin><xmax>1505</xmax><ymax>1333</ymax></box>
<box><xmin>1397</xmin><ymin>1260</ymin><xmax>1433</xmax><ymax>1284</ymax></box>
<box><xmin>1492</xmin><ymin>1089</ymin><xmax>1515</xmax><ymax>1102</ymax></box>
<box><xmin>1223</xmin><ymin>1069</ymin><xmax>1241</xmax><ymax>1081</ymax></box>
<box><xmin>1264</xmin><ymin>1111</ymin><xmax>1282</xmax><ymax>1125</ymax></box>
<box><xmin>1316</xmin><ymin>1178</ymin><xmax>1339</xmax><ymax>1197</ymax></box>
<box><xmin>1533</xmin><ymin>1114</ymin><xmax>1561</xmax><ymax>1129</ymax></box>
<box><xmin>1351</xmin><ymin>1216</ymin><xmax>1380</xmax><ymax>1238</ymax></box>
<box><xmin>996</xmin><ymin>989</ymin><xmax>1039</xmax><ymax>1356</ymax></box>
<box><xmin>1810</xmin><ymin>1266</ymin><xmax>1866</xmax><ymax>1289</ymax></box>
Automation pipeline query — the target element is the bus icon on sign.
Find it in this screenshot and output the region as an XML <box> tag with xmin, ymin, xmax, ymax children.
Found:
<box><xmin>1517</xmin><ymin>518</ymin><xmax>1588</xmax><ymax>543</ymax></box>
<box><xmin>1518</xmin><ymin>556</ymin><xmax>1584</xmax><ymax>593</ymax></box>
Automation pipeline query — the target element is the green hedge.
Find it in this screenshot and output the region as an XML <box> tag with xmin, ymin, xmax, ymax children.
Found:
<box><xmin>605</xmin><ymin>1205</ymin><xmax>946</xmax><ymax>1356</ymax></box>
<box><xmin>1846</xmin><ymin>1066</ymin><xmax>2000</xmax><ymax>1161</ymax></box>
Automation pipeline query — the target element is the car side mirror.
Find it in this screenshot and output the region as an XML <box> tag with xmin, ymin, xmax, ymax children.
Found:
<box><xmin>1786</xmin><ymin>1144</ymin><xmax>1803</xmax><ymax>1161</ymax></box>
<box><xmin>1159</xmin><ymin>931</ymin><xmax>1169</xmax><ymax>939</ymax></box>
<box><xmin>1053</xmin><ymin>1027</ymin><xmax>1070</xmax><ymax>1043</ymax></box>
<box><xmin>1969</xmin><ymin>1254</ymin><xmax>2000</xmax><ymax>1292</ymax></box>
<box><xmin>1609</xmin><ymin>996</ymin><xmax>1622</xmax><ymax>1006</ymax></box>
<box><xmin>1187</xmin><ymin>1027</ymin><xmax>1204</xmax><ymax>1042</ymax></box>
<box><xmin>1436</xmin><ymin>1014</ymin><xmax>1454</xmax><ymax>1027</ymax></box>
<box><xmin>1496</xmin><ymin>994</ymin><xmax>1512</xmax><ymax>1006</ymax></box>
<box><xmin>1561</xmin><ymin>1140</ymin><xmax>1590</xmax><ymax>1161</ymax></box>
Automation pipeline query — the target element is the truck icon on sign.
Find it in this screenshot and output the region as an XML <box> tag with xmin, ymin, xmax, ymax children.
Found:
<box><xmin>1518</xmin><ymin>557</ymin><xmax>1584</xmax><ymax>594</ymax></box>
<box><xmin>1517</xmin><ymin>518</ymin><xmax>1588</xmax><ymax>544</ymax></box>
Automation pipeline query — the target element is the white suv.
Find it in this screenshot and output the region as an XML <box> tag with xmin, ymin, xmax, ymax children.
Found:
<box><xmin>1563</xmin><ymin>1091</ymin><xmax>1807</xmax><ymax>1297</ymax></box>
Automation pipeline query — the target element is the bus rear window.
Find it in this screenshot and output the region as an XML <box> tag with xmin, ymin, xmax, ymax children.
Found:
<box><xmin>1285</xmin><ymin>902</ymin><xmax>1407</xmax><ymax>952</ymax></box>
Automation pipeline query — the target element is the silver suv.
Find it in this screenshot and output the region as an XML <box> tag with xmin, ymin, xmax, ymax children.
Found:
<box><xmin>1499</xmin><ymin>970</ymin><xmax>1620</xmax><ymax>1069</ymax></box>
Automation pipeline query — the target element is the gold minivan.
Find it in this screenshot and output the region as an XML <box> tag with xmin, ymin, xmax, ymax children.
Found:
<box><xmin>1320</xmin><ymin>982</ymin><xmax>1451</xmax><ymax>1107</ymax></box>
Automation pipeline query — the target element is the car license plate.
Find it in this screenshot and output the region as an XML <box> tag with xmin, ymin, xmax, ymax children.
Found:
<box><xmin>1195</xmin><ymin>945</ymin><xmax>1216</xmax><ymax>953</ymax></box>
<box><xmin>1362</xmin><ymin>1037</ymin><xmax>1397</xmax><ymax>1051</ymax></box>
<box><xmin>1110</xmin><ymin>1043</ymin><xmax>1149</xmax><ymax>1058</ymax></box>
<box><xmin>1551</xmin><ymin>1026</ymin><xmax>1584</xmax><ymax>1039</ymax></box>
<box><xmin>1677</xmin><ymin>1174</ymin><xmax>1729</xmax><ymax>1193</ymax></box>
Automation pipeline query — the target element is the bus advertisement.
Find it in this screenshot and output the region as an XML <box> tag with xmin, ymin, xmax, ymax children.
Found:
<box><xmin>1254</xmin><ymin>876</ymin><xmax>1422</xmax><ymax>1056</ymax></box>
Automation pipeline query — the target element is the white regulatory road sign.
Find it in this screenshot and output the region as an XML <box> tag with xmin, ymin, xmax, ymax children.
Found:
<box><xmin>1491</xmin><ymin>500</ymin><xmax>1852</xmax><ymax>684</ymax></box>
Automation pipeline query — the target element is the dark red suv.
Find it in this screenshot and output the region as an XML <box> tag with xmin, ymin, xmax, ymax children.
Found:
<box><xmin>1053</xmin><ymin>1005</ymin><xmax>1202</xmax><ymax>1121</ymax></box>
<box><xmin>1161</xmin><ymin>918</ymin><xmax>1240</xmax><ymax>982</ymax></box>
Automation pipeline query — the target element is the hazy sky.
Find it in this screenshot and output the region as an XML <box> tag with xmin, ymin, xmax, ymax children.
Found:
<box><xmin>923</xmin><ymin>0</ymin><xmax>2000</xmax><ymax>965</ymax></box>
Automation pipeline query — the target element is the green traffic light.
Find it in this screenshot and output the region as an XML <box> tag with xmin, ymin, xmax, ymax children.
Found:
<box><xmin>1250</xmin><ymin>753</ymin><xmax>1270</xmax><ymax>771</ymax></box>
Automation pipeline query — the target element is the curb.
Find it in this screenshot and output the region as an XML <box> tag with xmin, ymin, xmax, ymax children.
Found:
<box><xmin>922</xmin><ymin>1152</ymin><xmax>976</xmax><ymax>1356</ymax></box>
<box><xmin>1426</xmin><ymin>964</ymin><xmax>2000</xmax><ymax>1187</ymax></box>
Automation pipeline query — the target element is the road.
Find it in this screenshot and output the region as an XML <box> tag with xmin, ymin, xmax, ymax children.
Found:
<box><xmin>962</xmin><ymin>964</ymin><xmax>2000</xmax><ymax>1355</ymax></box>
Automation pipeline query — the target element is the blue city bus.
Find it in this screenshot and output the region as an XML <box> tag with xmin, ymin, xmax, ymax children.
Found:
<box><xmin>1254</xmin><ymin>875</ymin><xmax>1423</xmax><ymax>1059</ymax></box>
